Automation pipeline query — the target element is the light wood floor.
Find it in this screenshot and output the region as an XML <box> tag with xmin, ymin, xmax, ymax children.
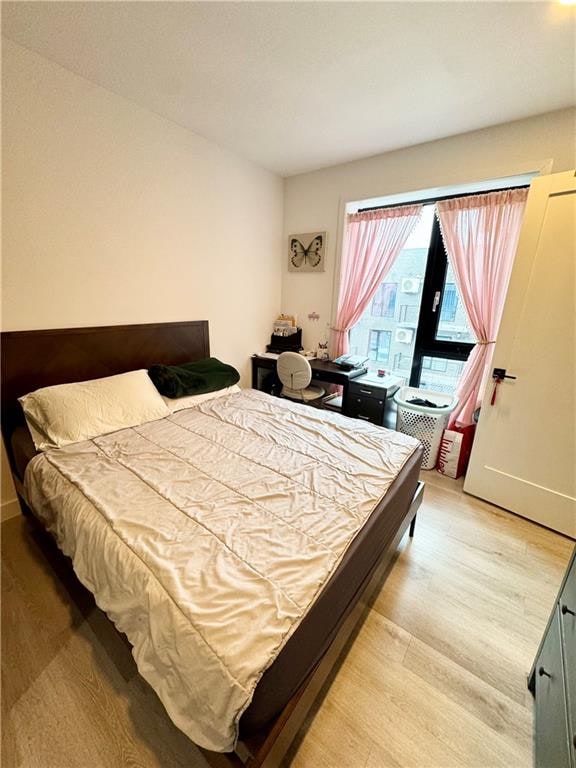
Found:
<box><xmin>2</xmin><ymin>473</ymin><xmax>573</xmax><ymax>768</ymax></box>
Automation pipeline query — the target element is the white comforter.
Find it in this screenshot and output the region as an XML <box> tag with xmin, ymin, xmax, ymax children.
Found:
<box><xmin>24</xmin><ymin>389</ymin><xmax>419</xmax><ymax>751</ymax></box>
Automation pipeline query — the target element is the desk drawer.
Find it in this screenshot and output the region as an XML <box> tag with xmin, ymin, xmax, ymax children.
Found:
<box><xmin>346</xmin><ymin>395</ymin><xmax>386</xmax><ymax>425</ymax></box>
<box><xmin>348</xmin><ymin>380</ymin><xmax>388</xmax><ymax>400</ymax></box>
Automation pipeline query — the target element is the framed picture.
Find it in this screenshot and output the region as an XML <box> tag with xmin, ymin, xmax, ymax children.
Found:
<box><xmin>288</xmin><ymin>231</ymin><xmax>326</xmax><ymax>272</ymax></box>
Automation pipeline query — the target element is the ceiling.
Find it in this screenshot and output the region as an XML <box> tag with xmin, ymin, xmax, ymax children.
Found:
<box><xmin>2</xmin><ymin>2</ymin><xmax>575</xmax><ymax>176</ymax></box>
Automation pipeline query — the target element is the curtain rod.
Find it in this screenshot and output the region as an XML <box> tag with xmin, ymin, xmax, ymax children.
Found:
<box><xmin>357</xmin><ymin>184</ymin><xmax>529</xmax><ymax>213</ymax></box>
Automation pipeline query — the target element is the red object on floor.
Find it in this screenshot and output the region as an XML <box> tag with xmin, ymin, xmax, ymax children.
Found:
<box><xmin>437</xmin><ymin>423</ymin><xmax>476</xmax><ymax>478</ymax></box>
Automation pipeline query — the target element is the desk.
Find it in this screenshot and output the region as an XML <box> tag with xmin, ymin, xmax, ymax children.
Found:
<box><xmin>251</xmin><ymin>355</ymin><xmax>367</xmax><ymax>406</ymax></box>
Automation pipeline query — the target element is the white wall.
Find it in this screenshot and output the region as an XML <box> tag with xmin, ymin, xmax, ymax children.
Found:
<box><xmin>1</xmin><ymin>40</ymin><xmax>283</xmax><ymax>517</ymax></box>
<box><xmin>2</xmin><ymin>39</ymin><xmax>283</xmax><ymax>374</ymax></box>
<box><xmin>282</xmin><ymin>108</ymin><xmax>576</xmax><ymax>352</ymax></box>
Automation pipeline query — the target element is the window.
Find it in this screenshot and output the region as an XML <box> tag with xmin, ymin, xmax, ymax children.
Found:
<box><xmin>348</xmin><ymin>181</ymin><xmax>527</xmax><ymax>389</ymax></box>
<box><xmin>439</xmin><ymin>283</ymin><xmax>458</xmax><ymax>323</ymax></box>
<box><xmin>408</xmin><ymin>213</ymin><xmax>476</xmax><ymax>386</ymax></box>
<box><xmin>371</xmin><ymin>283</ymin><xmax>397</xmax><ymax>318</ymax></box>
<box><xmin>368</xmin><ymin>330</ymin><xmax>391</xmax><ymax>362</ymax></box>
<box><xmin>349</xmin><ymin>204</ymin><xmax>471</xmax><ymax>382</ymax></box>
<box><xmin>349</xmin><ymin>205</ymin><xmax>433</xmax><ymax>377</ymax></box>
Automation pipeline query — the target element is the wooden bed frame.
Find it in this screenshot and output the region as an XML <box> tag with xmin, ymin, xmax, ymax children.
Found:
<box><xmin>0</xmin><ymin>320</ymin><xmax>423</xmax><ymax>768</ymax></box>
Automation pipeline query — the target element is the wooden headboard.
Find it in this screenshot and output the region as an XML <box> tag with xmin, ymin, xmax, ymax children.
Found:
<box><xmin>1</xmin><ymin>320</ymin><xmax>210</xmax><ymax>470</ymax></box>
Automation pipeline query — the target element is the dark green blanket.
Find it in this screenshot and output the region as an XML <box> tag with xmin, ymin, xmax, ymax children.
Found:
<box><xmin>148</xmin><ymin>358</ymin><xmax>240</xmax><ymax>399</ymax></box>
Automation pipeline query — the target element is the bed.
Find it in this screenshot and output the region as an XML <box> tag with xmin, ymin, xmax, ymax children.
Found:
<box><xmin>1</xmin><ymin>321</ymin><xmax>423</xmax><ymax>767</ymax></box>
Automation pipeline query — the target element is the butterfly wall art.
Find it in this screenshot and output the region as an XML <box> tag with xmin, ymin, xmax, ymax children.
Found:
<box><xmin>288</xmin><ymin>231</ymin><xmax>326</xmax><ymax>272</ymax></box>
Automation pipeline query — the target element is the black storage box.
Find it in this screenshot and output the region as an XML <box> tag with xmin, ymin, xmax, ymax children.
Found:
<box><xmin>266</xmin><ymin>328</ymin><xmax>302</xmax><ymax>353</ymax></box>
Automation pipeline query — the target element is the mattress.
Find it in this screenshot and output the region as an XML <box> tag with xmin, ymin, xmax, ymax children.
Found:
<box><xmin>22</xmin><ymin>389</ymin><xmax>421</xmax><ymax>751</ymax></box>
<box><xmin>241</xmin><ymin>446</ymin><xmax>421</xmax><ymax>735</ymax></box>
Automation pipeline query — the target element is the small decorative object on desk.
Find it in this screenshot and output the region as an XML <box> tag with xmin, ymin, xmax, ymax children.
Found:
<box><xmin>288</xmin><ymin>232</ymin><xmax>326</xmax><ymax>272</ymax></box>
<box><xmin>317</xmin><ymin>340</ymin><xmax>329</xmax><ymax>361</ymax></box>
<box><xmin>359</xmin><ymin>372</ymin><xmax>403</xmax><ymax>394</ymax></box>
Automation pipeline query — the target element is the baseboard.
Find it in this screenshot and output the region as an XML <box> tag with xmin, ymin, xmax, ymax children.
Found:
<box><xmin>1</xmin><ymin>498</ymin><xmax>21</xmax><ymax>522</ymax></box>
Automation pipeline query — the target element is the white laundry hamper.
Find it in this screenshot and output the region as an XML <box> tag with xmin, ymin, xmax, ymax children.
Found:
<box><xmin>394</xmin><ymin>387</ymin><xmax>459</xmax><ymax>470</ymax></box>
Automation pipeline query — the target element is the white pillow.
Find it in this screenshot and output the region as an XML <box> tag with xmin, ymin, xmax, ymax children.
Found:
<box><xmin>19</xmin><ymin>370</ymin><xmax>170</xmax><ymax>450</ymax></box>
<box><xmin>162</xmin><ymin>384</ymin><xmax>241</xmax><ymax>413</ymax></box>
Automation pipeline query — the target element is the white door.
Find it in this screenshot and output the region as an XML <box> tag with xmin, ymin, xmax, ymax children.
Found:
<box><xmin>464</xmin><ymin>170</ymin><xmax>576</xmax><ymax>538</ymax></box>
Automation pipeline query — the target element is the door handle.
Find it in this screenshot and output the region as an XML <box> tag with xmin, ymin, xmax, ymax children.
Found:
<box><xmin>492</xmin><ymin>368</ymin><xmax>517</xmax><ymax>381</ymax></box>
<box><xmin>491</xmin><ymin>368</ymin><xmax>517</xmax><ymax>405</ymax></box>
<box><xmin>432</xmin><ymin>291</ymin><xmax>441</xmax><ymax>313</ymax></box>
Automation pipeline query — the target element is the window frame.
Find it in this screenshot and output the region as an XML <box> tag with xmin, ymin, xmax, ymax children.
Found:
<box><xmin>409</xmin><ymin>215</ymin><xmax>474</xmax><ymax>386</ymax></box>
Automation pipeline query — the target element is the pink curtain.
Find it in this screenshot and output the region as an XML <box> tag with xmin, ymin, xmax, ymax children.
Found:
<box><xmin>333</xmin><ymin>204</ymin><xmax>423</xmax><ymax>356</ymax></box>
<box><xmin>437</xmin><ymin>188</ymin><xmax>528</xmax><ymax>426</ymax></box>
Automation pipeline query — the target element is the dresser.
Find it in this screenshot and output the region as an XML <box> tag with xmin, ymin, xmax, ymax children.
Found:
<box><xmin>529</xmin><ymin>547</ymin><xmax>576</xmax><ymax>767</ymax></box>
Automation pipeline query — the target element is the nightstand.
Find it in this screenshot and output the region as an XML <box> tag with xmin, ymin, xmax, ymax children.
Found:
<box><xmin>343</xmin><ymin>374</ymin><xmax>403</xmax><ymax>427</ymax></box>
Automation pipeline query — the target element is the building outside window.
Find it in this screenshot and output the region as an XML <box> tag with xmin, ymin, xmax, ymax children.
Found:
<box><xmin>371</xmin><ymin>283</ymin><xmax>397</xmax><ymax>318</ymax></box>
<box><xmin>398</xmin><ymin>304</ymin><xmax>419</xmax><ymax>324</ymax></box>
<box><xmin>393</xmin><ymin>352</ymin><xmax>411</xmax><ymax>371</ymax></box>
<box><xmin>368</xmin><ymin>330</ymin><xmax>391</xmax><ymax>362</ymax></box>
<box><xmin>439</xmin><ymin>283</ymin><xmax>458</xmax><ymax>322</ymax></box>
<box><xmin>420</xmin><ymin>356</ymin><xmax>466</xmax><ymax>393</ymax></box>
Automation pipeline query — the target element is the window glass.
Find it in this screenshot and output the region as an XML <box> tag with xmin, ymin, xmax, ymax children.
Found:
<box><xmin>436</xmin><ymin>262</ymin><xmax>475</xmax><ymax>343</ymax></box>
<box><xmin>439</xmin><ymin>283</ymin><xmax>458</xmax><ymax>322</ymax></box>
<box><xmin>419</xmin><ymin>355</ymin><xmax>466</xmax><ymax>394</ymax></box>
<box><xmin>368</xmin><ymin>330</ymin><xmax>391</xmax><ymax>362</ymax></box>
<box><xmin>371</xmin><ymin>283</ymin><xmax>397</xmax><ymax>318</ymax></box>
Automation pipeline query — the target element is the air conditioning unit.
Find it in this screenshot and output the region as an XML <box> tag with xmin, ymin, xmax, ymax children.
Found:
<box><xmin>395</xmin><ymin>328</ymin><xmax>414</xmax><ymax>344</ymax></box>
<box><xmin>401</xmin><ymin>277</ymin><xmax>420</xmax><ymax>294</ymax></box>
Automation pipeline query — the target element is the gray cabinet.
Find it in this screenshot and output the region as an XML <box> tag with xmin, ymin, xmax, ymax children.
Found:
<box><xmin>530</xmin><ymin>548</ymin><xmax>576</xmax><ymax>768</ymax></box>
<box><xmin>560</xmin><ymin>562</ymin><xmax>576</xmax><ymax>759</ymax></box>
